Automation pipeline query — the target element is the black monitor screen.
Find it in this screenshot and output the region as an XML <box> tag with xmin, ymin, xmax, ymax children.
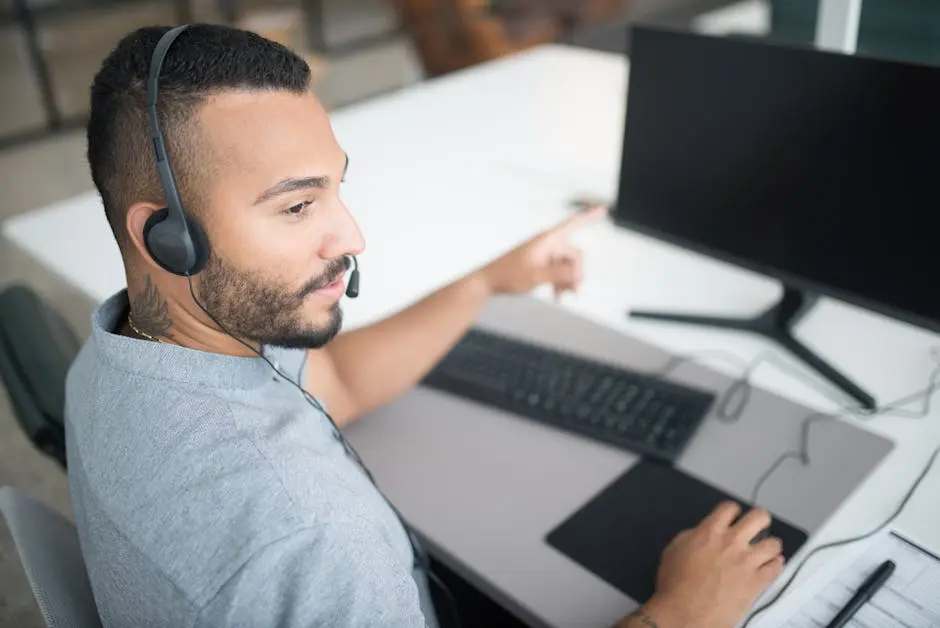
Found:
<box><xmin>615</xmin><ymin>26</ymin><xmax>940</xmax><ymax>333</ymax></box>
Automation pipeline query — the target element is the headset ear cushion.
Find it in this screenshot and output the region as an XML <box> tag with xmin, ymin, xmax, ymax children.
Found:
<box><xmin>143</xmin><ymin>207</ymin><xmax>169</xmax><ymax>242</ymax></box>
<box><xmin>185</xmin><ymin>212</ymin><xmax>210</xmax><ymax>274</ymax></box>
<box><xmin>143</xmin><ymin>207</ymin><xmax>171</xmax><ymax>267</ymax></box>
<box><xmin>143</xmin><ymin>207</ymin><xmax>210</xmax><ymax>276</ymax></box>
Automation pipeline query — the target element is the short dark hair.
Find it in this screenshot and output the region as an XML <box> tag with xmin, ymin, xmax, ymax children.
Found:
<box><xmin>87</xmin><ymin>24</ymin><xmax>312</xmax><ymax>251</ymax></box>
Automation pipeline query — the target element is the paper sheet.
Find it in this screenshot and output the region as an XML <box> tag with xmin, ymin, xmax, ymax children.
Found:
<box><xmin>780</xmin><ymin>530</ymin><xmax>940</xmax><ymax>627</ymax></box>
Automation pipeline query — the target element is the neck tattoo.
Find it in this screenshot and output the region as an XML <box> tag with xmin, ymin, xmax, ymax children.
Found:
<box><xmin>127</xmin><ymin>274</ymin><xmax>174</xmax><ymax>343</ymax></box>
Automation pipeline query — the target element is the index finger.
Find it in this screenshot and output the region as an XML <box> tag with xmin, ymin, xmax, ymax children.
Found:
<box><xmin>700</xmin><ymin>500</ymin><xmax>742</xmax><ymax>530</ymax></box>
<box><xmin>732</xmin><ymin>508</ymin><xmax>772</xmax><ymax>544</ymax></box>
<box><xmin>551</xmin><ymin>204</ymin><xmax>609</xmax><ymax>234</ymax></box>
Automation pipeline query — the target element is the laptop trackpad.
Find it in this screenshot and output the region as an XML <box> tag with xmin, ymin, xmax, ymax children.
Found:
<box><xmin>545</xmin><ymin>460</ymin><xmax>808</xmax><ymax>604</ymax></box>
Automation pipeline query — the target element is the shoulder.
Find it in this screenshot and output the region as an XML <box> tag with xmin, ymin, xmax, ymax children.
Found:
<box><xmin>65</xmin><ymin>360</ymin><xmax>397</xmax><ymax>604</ymax></box>
<box><xmin>66</xmin><ymin>375</ymin><xmax>312</xmax><ymax>597</ymax></box>
<box><xmin>196</xmin><ymin>516</ymin><xmax>430</xmax><ymax>628</ymax></box>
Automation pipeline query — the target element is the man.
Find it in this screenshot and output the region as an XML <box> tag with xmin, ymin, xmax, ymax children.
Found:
<box><xmin>66</xmin><ymin>23</ymin><xmax>784</xmax><ymax>628</ymax></box>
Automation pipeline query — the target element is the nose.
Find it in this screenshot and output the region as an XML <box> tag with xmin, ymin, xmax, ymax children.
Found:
<box><xmin>322</xmin><ymin>199</ymin><xmax>365</xmax><ymax>260</ymax></box>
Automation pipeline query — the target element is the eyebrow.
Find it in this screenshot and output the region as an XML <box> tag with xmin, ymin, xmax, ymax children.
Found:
<box><xmin>253</xmin><ymin>153</ymin><xmax>350</xmax><ymax>205</ymax></box>
<box><xmin>253</xmin><ymin>176</ymin><xmax>328</xmax><ymax>205</ymax></box>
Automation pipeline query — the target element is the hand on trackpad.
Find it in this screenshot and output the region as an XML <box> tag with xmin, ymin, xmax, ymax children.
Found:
<box><xmin>545</xmin><ymin>460</ymin><xmax>808</xmax><ymax>613</ymax></box>
<box><xmin>648</xmin><ymin>502</ymin><xmax>787</xmax><ymax>628</ymax></box>
<box><xmin>732</xmin><ymin>508</ymin><xmax>773</xmax><ymax>545</ymax></box>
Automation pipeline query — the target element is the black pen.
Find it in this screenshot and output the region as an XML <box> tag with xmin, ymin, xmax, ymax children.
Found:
<box><xmin>824</xmin><ymin>559</ymin><xmax>896</xmax><ymax>628</ymax></box>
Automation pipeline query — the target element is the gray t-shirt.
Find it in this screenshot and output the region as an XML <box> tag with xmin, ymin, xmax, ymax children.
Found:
<box><xmin>65</xmin><ymin>290</ymin><xmax>438</xmax><ymax>627</ymax></box>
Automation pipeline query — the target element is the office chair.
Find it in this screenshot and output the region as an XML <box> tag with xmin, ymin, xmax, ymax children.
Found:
<box><xmin>0</xmin><ymin>283</ymin><xmax>80</xmax><ymax>469</ymax></box>
<box><xmin>395</xmin><ymin>1</ymin><xmax>630</xmax><ymax>77</ymax></box>
<box><xmin>394</xmin><ymin>0</ymin><xmax>558</xmax><ymax>76</ymax></box>
<box><xmin>0</xmin><ymin>487</ymin><xmax>103</xmax><ymax>628</ymax></box>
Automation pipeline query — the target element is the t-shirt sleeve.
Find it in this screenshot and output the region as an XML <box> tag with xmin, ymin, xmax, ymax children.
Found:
<box><xmin>194</xmin><ymin>517</ymin><xmax>431</xmax><ymax>628</ymax></box>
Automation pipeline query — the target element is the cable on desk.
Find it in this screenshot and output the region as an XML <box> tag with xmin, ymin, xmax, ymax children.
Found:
<box><xmin>749</xmin><ymin>411</ymin><xmax>833</xmax><ymax>504</ymax></box>
<box><xmin>652</xmin><ymin>343</ymin><xmax>940</xmax><ymax>426</ymax></box>
<box><xmin>650</xmin><ymin>348</ymin><xmax>869</xmax><ymax>423</ymax></box>
<box><xmin>749</xmin><ymin>348</ymin><xmax>940</xmax><ymax>504</ymax></box>
<box><xmin>740</xmin><ymin>445</ymin><xmax>940</xmax><ymax>628</ymax></box>
<box><xmin>868</xmin><ymin>354</ymin><xmax>940</xmax><ymax>419</ymax></box>
<box><xmin>658</xmin><ymin>345</ymin><xmax>940</xmax><ymax>503</ymax></box>
<box><xmin>655</xmin><ymin>345</ymin><xmax>940</xmax><ymax>627</ymax></box>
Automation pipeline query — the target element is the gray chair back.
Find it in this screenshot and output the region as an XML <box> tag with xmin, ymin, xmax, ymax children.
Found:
<box><xmin>0</xmin><ymin>284</ymin><xmax>81</xmax><ymax>468</ymax></box>
<box><xmin>0</xmin><ymin>487</ymin><xmax>103</xmax><ymax>628</ymax></box>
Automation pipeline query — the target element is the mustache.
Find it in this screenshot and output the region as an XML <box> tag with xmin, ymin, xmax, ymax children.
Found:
<box><xmin>298</xmin><ymin>258</ymin><xmax>348</xmax><ymax>298</ymax></box>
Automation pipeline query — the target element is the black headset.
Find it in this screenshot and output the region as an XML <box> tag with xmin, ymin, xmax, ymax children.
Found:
<box><xmin>143</xmin><ymin>24</ymin><xmax>359</xmax><ymax>298</ymax></box>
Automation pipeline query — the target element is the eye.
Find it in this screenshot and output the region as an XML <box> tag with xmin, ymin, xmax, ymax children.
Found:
<box><xmin>284</xmin><ymin>200</ymin><xmax>313</xmax><ymax>217</ymax></box>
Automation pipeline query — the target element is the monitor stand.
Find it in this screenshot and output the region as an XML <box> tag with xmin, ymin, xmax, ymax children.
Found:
<box><xmin>628</xmin><ymin>286</ymin><xmax>876</xmax><ymax>411</ymax></box>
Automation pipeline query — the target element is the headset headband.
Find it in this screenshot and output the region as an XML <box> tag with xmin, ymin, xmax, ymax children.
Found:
<box><xmin>147</xmin><ymin>24</ymin><xmax>195</xmax><ymax>270</ymax></box>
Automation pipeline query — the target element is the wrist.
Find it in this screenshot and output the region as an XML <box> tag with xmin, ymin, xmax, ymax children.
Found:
<box><xmin>471</xmin><ymin>263</ymin><xmax>499</xmax><ymax>297</ymax></box>
<box><xmin>460</xmin><ymin>266</ymin><xmax>496</xmax><ymax>304</ymax></box>
<box><xmin>618</xmin><ymin>595</ymin><xmax>693</xmax><ymax>628</ymax></box>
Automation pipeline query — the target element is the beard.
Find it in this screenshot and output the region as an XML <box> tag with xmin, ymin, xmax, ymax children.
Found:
<box><xmin>195</xmin><ymin>251</ymin><xmax>346</xmax><ymax>350</ymax></box>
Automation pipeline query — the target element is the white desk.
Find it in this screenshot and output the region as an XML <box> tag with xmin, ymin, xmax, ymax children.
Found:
<box><xmin>5</xmin><ymin>44</ymin><xmax>940</xmax><ymax>627</ymax></box>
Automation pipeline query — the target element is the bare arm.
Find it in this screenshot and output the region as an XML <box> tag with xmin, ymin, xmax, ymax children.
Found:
<box><xmin>618</xmin><ymin>609</ymin><xmax>661</xmax><ymax>628</ymax></box>
<box><xmin>304</xmin><ymin>205</ymin><xmax>607</xmax><ymax>427</ymax></box>
<box><xmin>313</xmin><ymin>270</ymin><xmax>492</xmax><ymax>426</ymax></box>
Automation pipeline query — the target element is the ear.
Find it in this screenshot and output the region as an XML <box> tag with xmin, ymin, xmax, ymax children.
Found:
<box><xmin>125</xmin><ymin>201</ymin><xmax>165</xmax><ymax>270</ymax></box>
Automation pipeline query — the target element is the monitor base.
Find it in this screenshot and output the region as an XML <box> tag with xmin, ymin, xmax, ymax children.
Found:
<box><xmin>628</xmin><ymin>286</ymin><xmax>876</xmax><ymax>411</ymax></box>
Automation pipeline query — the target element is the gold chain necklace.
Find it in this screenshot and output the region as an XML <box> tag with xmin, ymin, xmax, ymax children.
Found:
<box><xmin>127</xmin><ymin>316</ymin><xmax>165</xmax><ymax>344</ymax></box>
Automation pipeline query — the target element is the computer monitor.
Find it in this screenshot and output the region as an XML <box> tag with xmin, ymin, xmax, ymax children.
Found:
<box><xmin>614</xmin><ymin>25</ymin><xmax>940</xmax><ymax>410</ymax></box>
